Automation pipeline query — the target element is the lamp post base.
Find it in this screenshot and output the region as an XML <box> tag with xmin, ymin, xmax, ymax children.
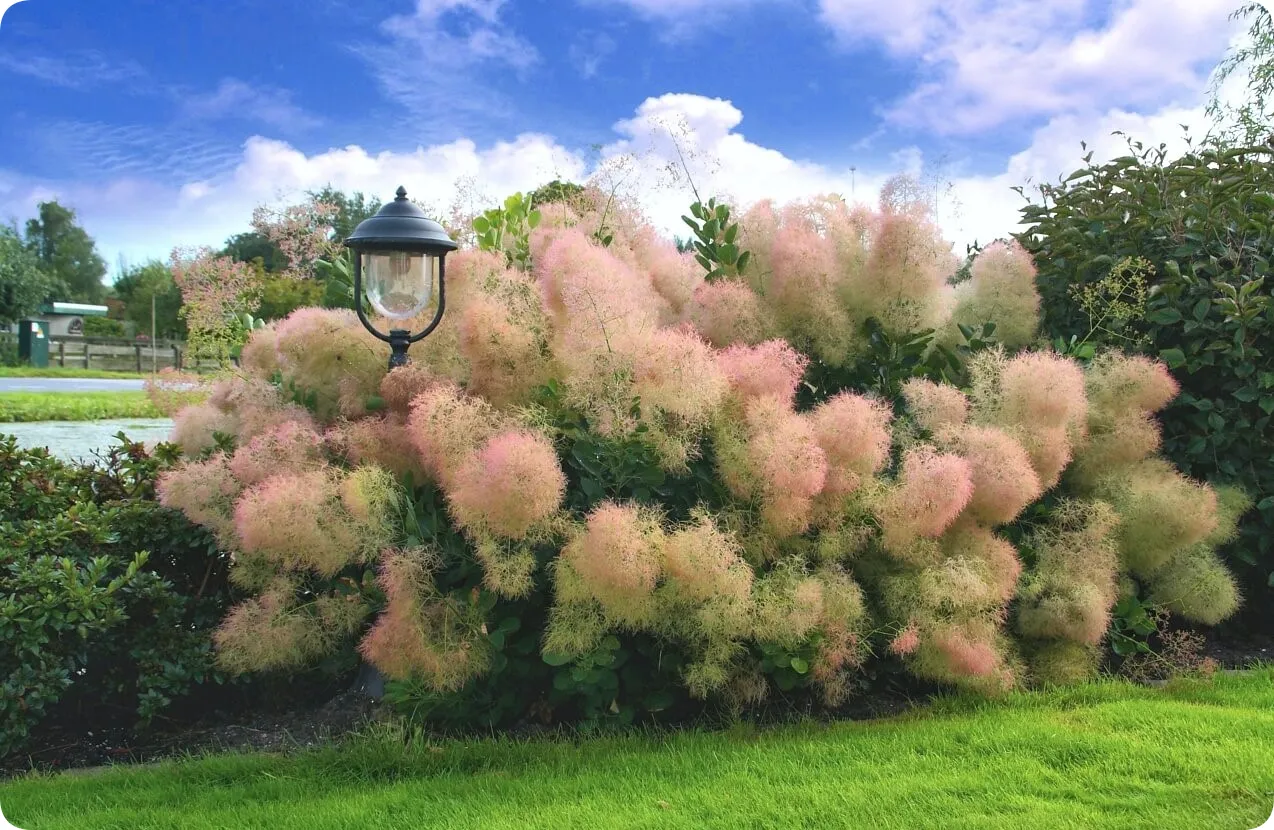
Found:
<box><xmin>388</xmin><ymin>329</ymin><xmax>411</xmax><ymax>370</ymax></box>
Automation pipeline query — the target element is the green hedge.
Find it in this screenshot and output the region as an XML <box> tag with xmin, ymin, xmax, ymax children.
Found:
<box><xmin>1018</xmin><ymin>139</ymin><xmax>1274</xmax><ymax>628</ymax></box>
<box><xmin>0</xmin><ymin>435</ymin><xmax>233</xmax><ymax>758</ymax></box>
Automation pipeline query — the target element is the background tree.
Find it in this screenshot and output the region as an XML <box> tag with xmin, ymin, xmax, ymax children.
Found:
<box><xmin>114</xmin><ymin>260</ymin><xmax>186</xmax><ymax>339</ymax></box>
<box><xmin>308</xmin><ymin>186</ymin><xmax>381</xmax><ymax>242</ymax></box>
<box><xmin>0</xmin><ymin>224</ymin><xmax>60</xmax><ymax>325</ymax></box>
<box><xmin>1208</xmin><ymin>3</ymin><xmax>1274</xmax><ymax>146</ymax></box>
<box><xmin>255</xmin><ymin>274</ymin><xmax>325</xmax><ymax>321</ymax></box>
<box><xmin>23</xmin><ymin>201</ymin><xmax>108</xmax><ymax>304</ymax></box>
<box><xmin>528</xmin><ymin>179</ymin><xmax>585</xmax><ymax>206</ymax></box>
<box><xmin>221</xmin><ymin>232</ymin><xmax>287</xmax><ymax>274</ymax></box>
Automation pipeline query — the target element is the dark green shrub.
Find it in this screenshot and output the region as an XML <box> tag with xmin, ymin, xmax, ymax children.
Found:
<box><xmin>1018</xmin><ymin>138</ymin><xmax>1274</xmax><ymax>627</ymax></box>
<box><xmin>0</xmin><ymin>435</ymin><xmax>235</xmax><ymax>758</ymax></box>
<box><xmin>82</xmin><ymin>316</ymin><xmax>126</xmax><ymax>337</ymax></box>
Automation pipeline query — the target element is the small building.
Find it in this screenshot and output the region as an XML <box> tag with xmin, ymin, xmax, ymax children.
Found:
<box><xmin>29</xmin><ymin>302</ymin><xmax>110</xmax><ymax>337</ymax></box>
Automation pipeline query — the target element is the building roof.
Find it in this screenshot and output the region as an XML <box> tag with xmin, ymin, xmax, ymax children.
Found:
<box><xmin>38</xmin><ymin>302</ymin><xmax>109</xmax><ymax>317</ymax></box>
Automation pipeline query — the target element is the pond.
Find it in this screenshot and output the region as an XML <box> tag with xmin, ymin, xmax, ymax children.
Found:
<box><xmin>2</xmin><ymin>419</ymin><xmax>175</xmax><ymax>462</ymax></box>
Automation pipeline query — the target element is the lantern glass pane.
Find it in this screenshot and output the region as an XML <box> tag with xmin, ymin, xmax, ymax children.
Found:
<box><xmin>363</xmin><ymin>252</ymin><xmax>436</xmax><ymax>320</ymax></box>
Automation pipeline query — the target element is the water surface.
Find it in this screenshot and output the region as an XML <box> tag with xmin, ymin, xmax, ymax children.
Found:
<box><xmin>3</xmin><ymin>419</ymin><xmax>174</xmax><ymax>461</ymax></box>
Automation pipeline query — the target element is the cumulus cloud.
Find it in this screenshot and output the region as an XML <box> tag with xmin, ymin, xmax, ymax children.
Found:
<box><xmin>1</xmin><ymin>88</ymin><xmax>1229</xmax><ymax>273</ymax></box>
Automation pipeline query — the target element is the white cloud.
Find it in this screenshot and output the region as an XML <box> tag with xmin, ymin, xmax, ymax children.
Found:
<box><xmin>0</xmin><ymin>49</ymin><xmax>147</xmax><ymax>90</ymax></box>
<box><xmin>178</xmin><ymin>79</ymin><xmax>322</xmax><ymax>132</ymax></box>
<box><xmin>818</xmin><ymin>0</ymin><xmax>1238</xmax><ymax>133</ymax></box>
<box><xmin>360</xmin><ymin>0</ymin><xmax>538</xmax><ymax>141</ymax></box>
<box><xmin>0</xmin><ymin>88</ymin><xmax>1235</xmax><ymax>275</ymax></box>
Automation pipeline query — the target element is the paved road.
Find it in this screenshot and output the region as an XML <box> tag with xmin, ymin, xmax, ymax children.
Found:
<box><xmin>0</xmin><ymin>377</ymin><xmax>147</xmax><ymax>393</ymax></box>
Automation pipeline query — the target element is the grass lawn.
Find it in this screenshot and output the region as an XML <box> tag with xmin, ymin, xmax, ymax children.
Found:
<box><xmin>2</xmin><ymin>670</ymin><xmax>1272</xmax><ymax>830</ymax></box>
<box><xmin>0</xmin><ymin>391</ymin><xmax>161</xmax><ymax>422</ymax></box>
<box><xmin>0</xmin><ymin>367</ymin><xmax>149</xmax><ymax>379</ymax></box>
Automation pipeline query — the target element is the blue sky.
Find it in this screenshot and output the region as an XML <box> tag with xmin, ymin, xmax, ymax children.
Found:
<box><xmin>0</xmin><ymin>0</ymin><xmax>1244</xmax><ymax>273</ymax></box>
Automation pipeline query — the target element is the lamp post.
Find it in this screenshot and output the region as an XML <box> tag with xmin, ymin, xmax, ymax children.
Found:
<box><xmin>344</xmin><ymin>186</ymin><xmax>458</xmax><ymax>370</ymax></box>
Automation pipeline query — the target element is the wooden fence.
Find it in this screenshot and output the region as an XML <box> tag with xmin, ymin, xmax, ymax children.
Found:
<box><xmin>0</xmin><ymin>335</ymin><xmax>223</xmax><ymax>373</ymax></box>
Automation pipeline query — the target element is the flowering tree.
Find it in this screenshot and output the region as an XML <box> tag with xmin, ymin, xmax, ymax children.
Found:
<box><xmin>250</xmin><ymin>199</ymin><xmax>340</xmax><ymax>282</ymax></box>
<box><xmin>169</xmin><ymin>247</ymin><xmax>262</xmax><ymax>366</ymax></box>
<box><xmin>158</xmin><ymin>179</ymin><xmax>1243</xmax><ymax>722</ymax></box>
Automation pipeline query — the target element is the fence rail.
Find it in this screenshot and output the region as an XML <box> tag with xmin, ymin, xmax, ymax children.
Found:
<box><xmin>3</xmin><ymin>334</ymin><xmax>223</xmax><ymax>373</ymax></box>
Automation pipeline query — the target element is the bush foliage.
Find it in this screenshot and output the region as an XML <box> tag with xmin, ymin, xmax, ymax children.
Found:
<box><xmin>0</xmin><ymin>436</ymin><xmax>235</xmax><ymax>757</ymax></box>
<box><xmin>1018</xmin><ymin>138</ymin><xmax>1274</xmax><ymax>626</ymax></box>
<box><xmin>157</xmin><ymin>181</ymin><xmax>1244</xmax><ymax>728</ymax></box>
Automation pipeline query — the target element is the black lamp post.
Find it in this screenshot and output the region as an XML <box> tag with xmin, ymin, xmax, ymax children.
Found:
<box><xmin>344</xmin><ymin>186</ymin><xmax>459</xmax><ymax>370</ymax></box>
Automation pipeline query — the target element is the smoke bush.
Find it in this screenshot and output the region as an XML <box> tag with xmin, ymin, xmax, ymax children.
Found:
<box><xmin>1095</xmin><ymin>459</ymin><xmax>1219</xmax><ymax>577</ymax></box>
<box><xmin>157</xmin><ymin>454</ymin><xmax>241</xmax><ymax>544</ymax></box>
<box><xmin>229</xmin><ymin>421</ymin><xmax>326</xmax><ymax>486</ymax></box>
<box><xmin>360</xmin><ymin>549</ymin><xmax>489</xmax><ymax>689</ymax></box>
<box><xmin>809</xmin><ymin>392</ymin><xmax>892</xmax><ymax>499</ymax></box>
<box><xmin>272</xmin><ymin>308</ymin><xmax>389</xmax><ymax>418</ymax></box>
<box><xmin>154</xmin><ymin>183</ymin><xmax>1243</xmax><ymax>716</ymax></box>
<box><xmin>1146</xmin><ymin>546</ymin><xmax>1241</xmax><ymax>625</ymax></box>
<box><xmin>407</xmin><ymin>383</ymin><xmax>504</xmax><ymax>486</ymax></box>
<box><xmin>561</xmin><ymin>502</ymin><xmax>665</xmax><ymax>626</ymax></box>
<box><xmin>213</xmin><ymin>582</ymin><xmax>326</xmax><ymax>674</ymax></box>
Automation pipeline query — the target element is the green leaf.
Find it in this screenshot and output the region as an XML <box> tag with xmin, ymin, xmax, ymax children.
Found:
<box><xmin>789</xmin><ymin>657</ymin><xmax>810</xmax><ymax>674</ymax></box>
<box><xmin>724</xmin><ymin>224</ymin><xmax>738</xmax><ymax>245</ymax></box>
<box><xmin>736</xmin><ymin>251</ymin><xmax>751</xmax><ymax>273</ymax></box>
<box><xmin>543</xmin><ymin>651</ymin><xmax>574</xmax><ymax>666</ymax></box>
<box><xmin>472</xmin><ymin>216</ymin><xmax>490</xmax><ymax>234</ymax></box>
<box><xmin>1159</xmin><ymin>348</ymin><xmax>1187</xmax><ymax>369</ymax></box>
<box><xmin>1146</xmin><ymin>307</ymin><xmax>1182</xmax><ymax>325</ymax></box>
<box><xmin>527</xmin><ymin>209</ymin><xmax>542</xmax><ymax>229</ymax></box>
<box><xmin>1260</xmin><ymin>397</ymin><xmax>1274</xmax><ymax>415</ymax></box>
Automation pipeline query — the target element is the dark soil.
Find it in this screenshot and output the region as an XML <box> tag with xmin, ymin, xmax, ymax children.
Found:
<box><xmin>1201</xmin><ymin>630</ymin><xmax>1274</xmax><ymax>669</ymax></box>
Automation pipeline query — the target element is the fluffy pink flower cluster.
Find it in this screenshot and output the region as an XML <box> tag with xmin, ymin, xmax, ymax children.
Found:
<box><xmin>448</xmin><ymin>429</ymin><xmax>566</xmax><ymax>540</ymax></box>
<box><xmin>359</xmin><ymin>550</ymin><xmax>487</xmax><ymax>689</ymax></box>
<box><xmin>877</xmin><ymin>447</ymin><xmax>975</xmax><ymax>554</ymax></box>
<box><xmin>717</xmin><ymin>340</ymin><xmax>809</xmax><ymax>406</ymax></box>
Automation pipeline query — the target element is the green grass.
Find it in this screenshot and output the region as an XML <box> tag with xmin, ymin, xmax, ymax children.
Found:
<box><xmin>0</xmin><ymin>366</ymin><xmax>149</xmax><ymax>379</ymax></box>
<box><xmin>0</xmin><ymin>391</ymin><xmax>161</xmax><ymax>422</ymax></box>
<box><xmin>3</xmin><ymin>670</ymin><xmax>1272</xmax><ymax>830</ymax></box>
